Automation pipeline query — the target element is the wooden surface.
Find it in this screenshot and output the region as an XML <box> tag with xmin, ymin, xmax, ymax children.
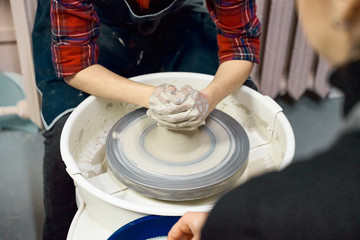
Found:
<box><xmin>9</xmin><ymin>0</ymin><xmax>42</xmax><ymax>128</ymax></box>
<box><xmin>0</xmin><ymin>0</ymin><xmax>20</xmax><ymax>73</ymax></box>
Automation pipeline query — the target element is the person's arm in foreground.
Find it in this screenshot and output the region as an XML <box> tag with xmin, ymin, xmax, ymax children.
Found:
<box><xmin>168</xmin><ymin>212</ymin><xmax>209</xmax><ymax>240</ymax></box>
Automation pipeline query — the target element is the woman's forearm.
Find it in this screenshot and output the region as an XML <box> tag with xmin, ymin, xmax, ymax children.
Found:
<box><xmin>64</xmin><ymin>64</ymin><xmax>156</xmax><ymax>108</ymax></box>
<box><xmin>201</xmin><ymin>60</ymin><xmax>254</xmax><ymax>113</ymax></box>
<box><xmin>64</xmin><ymin>61</ymin><xmax>254</xmax><ymax>117</ymax></box>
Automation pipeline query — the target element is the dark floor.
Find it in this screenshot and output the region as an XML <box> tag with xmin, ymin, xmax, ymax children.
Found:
<box><xmin>0</xmin><ymin>93</ymin><xmax>345</xmax><ymax>240</ymax></box>
<box><xmin>278</xmin><ymin>92</ymin><xmax>344</xmax><ymax>161</ymax></box>
<box><xmin>0</xmin><ymin>130</ymin><xmax>44</xmax><ymax>240</ymax></box>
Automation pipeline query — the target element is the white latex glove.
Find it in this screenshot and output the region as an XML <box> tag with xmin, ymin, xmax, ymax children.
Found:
<box><xmin>147</xmin><ymin>84</ymin><xmax>209</xmax><ymax>131</ymax></box>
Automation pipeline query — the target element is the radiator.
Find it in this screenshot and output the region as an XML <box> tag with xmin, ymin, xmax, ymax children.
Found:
<box><xmin>251</xmin><ymin>0</ymin><xmax>332</xmax><ymax>100</ymax></box>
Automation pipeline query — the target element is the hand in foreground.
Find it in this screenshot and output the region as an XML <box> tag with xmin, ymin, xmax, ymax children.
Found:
<box><xmin>147</xmin><ymin>84</ymin><xmax>209</xmax><ymax>131</ymax></box>
<box><xmin>167</xmin><ymin>212</ymin><xmax>208</xmax><ymax>240</ymax></box>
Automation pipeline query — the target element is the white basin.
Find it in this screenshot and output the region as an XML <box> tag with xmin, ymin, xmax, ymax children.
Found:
<box><xmin>60</xmin><ymin>72</ymin><xmax>295</xmax><ymax>239</ymax></box>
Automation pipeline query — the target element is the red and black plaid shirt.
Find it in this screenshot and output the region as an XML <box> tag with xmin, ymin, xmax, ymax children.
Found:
<box><xmin>51</xmin><ymin>0</ymin><xmax>260</xmax><ymax>78</ymax></box>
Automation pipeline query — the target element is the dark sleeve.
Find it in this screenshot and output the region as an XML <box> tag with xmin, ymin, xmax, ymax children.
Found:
<box><xmin>201</xmin><ymin>131</ymin><xmax>360</xmax><ymax>239</ymax></box>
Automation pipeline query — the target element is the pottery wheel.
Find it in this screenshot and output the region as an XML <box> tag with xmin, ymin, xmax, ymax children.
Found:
<box><xmin>106</xmin><ymin>108</ymin><xmax>249</xmax><ymax>201</ymax></box>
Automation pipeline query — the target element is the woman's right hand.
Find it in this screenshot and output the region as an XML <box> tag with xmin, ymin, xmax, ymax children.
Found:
<box><xmin>167</xmin><ymin>212</ymin><xmax>209</xmax><ymax>240</ymax></box>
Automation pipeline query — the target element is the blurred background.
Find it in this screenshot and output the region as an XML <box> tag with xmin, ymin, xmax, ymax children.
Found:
<box><xmin>0</xmin><ymin>0</ymin><xmax>344</xmax><ymax>239</ymax></box>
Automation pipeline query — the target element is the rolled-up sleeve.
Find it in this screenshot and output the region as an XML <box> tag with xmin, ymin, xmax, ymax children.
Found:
<box><xmin>206</xmin><ymin>0</ymin><xmax>261</xmax><ymax>64</ymax></box>
<box><xmin>50</xmin><ymin>0</ymin><xmax>100</xmax><ymax>78</ymax></box>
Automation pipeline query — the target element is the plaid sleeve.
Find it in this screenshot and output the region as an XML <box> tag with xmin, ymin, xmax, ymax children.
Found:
<box><xmin>206</xmin><ymin>0</ymin><xmax>261</xmax><ymax>64</ymax></box>
<box><xmin>50</xmin><ymin>0</ymin><xmax>100</xmax><ymax>78</ymax></box>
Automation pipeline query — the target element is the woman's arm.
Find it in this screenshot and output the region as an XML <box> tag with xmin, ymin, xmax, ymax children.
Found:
<box><xmin>201</xmin><ymin>60</ymin><xmax>254</xmax><ymax>114</ymax></box>
<box><xmin>51</xmin><ymin>0</ymin><xmax>156</xmax><ymax>108</ymax></box>
<box><xmin>203</xmin><ymin>0</ymin><xmax>260</xmax><ymax>112</ymax></box>
<box><xmin>64</xmin><ymin>64</ymin><xmax>155</xmax><ymax>108</ymax></box>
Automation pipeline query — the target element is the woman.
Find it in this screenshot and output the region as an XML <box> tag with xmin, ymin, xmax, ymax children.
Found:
<box><xmin>168</xmin><ymin>0</ymin><xmax>360</xmax><ymax>239</ymax></box>
<box><xmin>32</xmin><ymin>0</ymin><xmax>260</xmax><ymax>238</ymax></box>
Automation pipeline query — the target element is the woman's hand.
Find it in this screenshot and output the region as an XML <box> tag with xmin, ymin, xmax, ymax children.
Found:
<box><xmin>167</xmin><ymin>212</ymin><xmax>209</xmax><ymax>240</ymax></box>
<box><xmin>147</xmin><ymin>84</ymin><xmax>209</xmax><ymax>131</ymax></box>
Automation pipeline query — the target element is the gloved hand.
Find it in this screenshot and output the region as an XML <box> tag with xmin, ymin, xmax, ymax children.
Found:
<box><xmin>147</xmin><ymin>84</ymin><xmax>209</xmax><ymax>131</ymax></box>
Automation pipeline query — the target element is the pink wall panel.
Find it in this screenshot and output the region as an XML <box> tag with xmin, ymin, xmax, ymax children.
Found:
<box><xmin>252</xmin><ymin>0</ymin><xmax>331</xmax><ymax>99</ymax></box>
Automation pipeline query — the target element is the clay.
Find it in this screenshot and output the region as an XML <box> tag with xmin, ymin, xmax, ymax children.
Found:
<box><xmin>144</xmin><ymin>127</ymin><xmax>210</xmax><ymax>163</ymax></box>
<box><xmin>147</xmin><ymin>84</ymin><xmax>209</xmax><ymax>131</ymax></box>
<box><xmin>118</xmin><ymin>113</ymin><xmax>230</xmax><ymax>175</ymax></box>
<box><xmin>106</xmin><ymin>108</ymin><xmax>249</xmax><ymax>201</ymax></box>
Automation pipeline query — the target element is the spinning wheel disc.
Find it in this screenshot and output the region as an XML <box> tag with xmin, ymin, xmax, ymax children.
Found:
<box><xmin>106</xmin><ymin>108</ymin><xmax>249</xmax><ymax>201</ymax></box>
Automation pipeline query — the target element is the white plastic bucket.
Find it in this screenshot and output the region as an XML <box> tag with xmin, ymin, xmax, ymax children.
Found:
<box><xmin>60</xmin><ymin>72</ymin><xmax>295</xmax><ymax>239</ymax></box>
